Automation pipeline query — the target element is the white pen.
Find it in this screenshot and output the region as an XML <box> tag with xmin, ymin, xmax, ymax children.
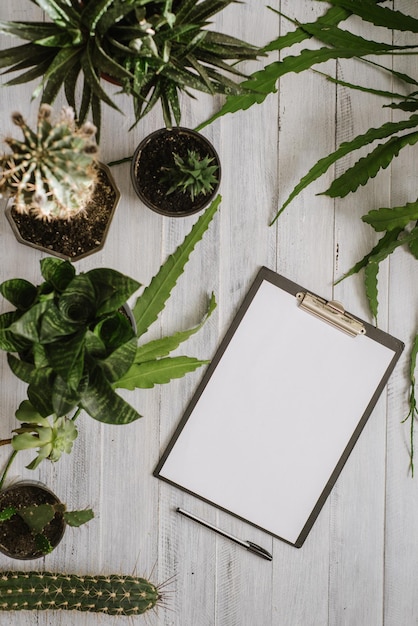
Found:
<box><xmin>176</xmin><ymin>507</ymin><xmax>272</xmax><ymax>561</ymax></box>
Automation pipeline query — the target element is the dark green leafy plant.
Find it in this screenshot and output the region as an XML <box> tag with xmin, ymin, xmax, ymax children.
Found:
<box><xmin>160</xmin><ymin>149</ymin><xmax>219</xmax><ymax>200</ymax></box>
<box><xmin>199</xmin><ymin>0</ymin><xmax>418</xmax><ymax>472</ymax></box>
<box><xmin>0</xmin><ymin>196</ymin><xmax>220</xmax><ymax>432</ymax></box>
<box><xmin>0</xmin><ymin>502</ymin><xmax>93</xmax><ymax>555</ymax></box>
<box><xmin>0</xmin><ymin>0</ymin><xmax>262</xmax><ymax>137</ymax></box>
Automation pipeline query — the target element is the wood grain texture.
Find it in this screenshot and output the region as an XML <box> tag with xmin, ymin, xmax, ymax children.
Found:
<box><xmin>0</xmin><ymin>1</ymin><xmax>417</xmax><ymax>625</ymax></box>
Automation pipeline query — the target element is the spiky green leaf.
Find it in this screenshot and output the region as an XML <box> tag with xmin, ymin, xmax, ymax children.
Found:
<box><xmin>133</xmin><ymin>196</ymin><xmax>220</xmax><ymax>338</ymax></box>
<box><xmin>363</xmin><ymin>199</ymin><xmax>418</xmax><ymax>232</ymax></box>
<box><xmin>116</xmin><ymin>356</ymin><xmax>209</xmax><ymax>390</ymax></box>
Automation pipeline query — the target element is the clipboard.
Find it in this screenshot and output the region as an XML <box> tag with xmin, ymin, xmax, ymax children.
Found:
<box><xmin>154</xmin><ymin>267</ymin><xmax>404</xmax><ymax>548</ymax></box>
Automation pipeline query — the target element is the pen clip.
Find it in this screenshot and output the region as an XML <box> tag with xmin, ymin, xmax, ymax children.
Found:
<box><xmin>246</xmin><ymin>541</ymin><xmax>273</xmax><ymax>561</ymax></box>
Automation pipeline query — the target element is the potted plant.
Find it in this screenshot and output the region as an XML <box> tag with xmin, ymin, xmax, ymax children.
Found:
<box><xmin>0</xmin><ymin>197</ymin><xmax>220</xmax><ymax>463</ymax></box>
<box><xmin>0</xmin><ymin>0</ymin><xmax>263</xmax><ymax>137</ymax></box>
<box><xmin>131</xmin><ymin>127</ymin><xmax>221</xmax><ymax>216</ymax></box>
<box><xmin>0</xmin><ymin>481</ymin><xmax>93</xmax><ymax>559</ymax></box>
<box><xmin>0</xmin><ymin>104</ymin><xmax>120</xmax><ymax>261</ymax></box>
<box><xmin>0</xmin><ymin>570</ymin><xmax>160</xmax><ymax>616</ymax></box>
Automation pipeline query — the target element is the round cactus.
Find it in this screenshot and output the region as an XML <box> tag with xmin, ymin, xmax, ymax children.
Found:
<box><xmin>0</xmin><ymin>105</ymin><xmax>98</xmax><ymax>221</ymax></box>
<box><xmin>0</xmin><ymin>571</ymin><xmax>161</xmax><ymax>616</ymax></box>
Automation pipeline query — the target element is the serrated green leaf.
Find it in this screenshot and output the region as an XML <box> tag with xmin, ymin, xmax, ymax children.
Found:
<box><xmin>116</xmin><ymin>356</ymin><xmax>209</xmax><ymax>390</ymax></box>
<box><xmin>409</xmin><ymin>225</ymin><xmax>418</xmax><ymax>259</ymax></box>
<box><xmin>272</xmin><ymin>116</ymin><xmax>418</xmax><ymax>223</ymax></box>
<box><xmin>323</xmin><ymin>0</ymin><xmax>418</xmax><ymax>33</ymax></box>
<box><xmin>134</xmin><ymin>292</ymin><xmax>216</xmax><ymax>363</ymax></box>
<box><xmin>335</xmin><ymin>227</ymin><xmax>403</xmax><ymax>283</ymax></box>
<box><xmin>133</xmin><ymin>196</ymin><xmax>220</xmax><ymax>338</ymax></box>
<box><xmin>364</xmin><ymin>261</ymin><xmax>379</xmax><ymax>322</ymax></box>
<box><xmin>363</xmin><ymin>199</ymin><xmax>418</xmax><ymax>232</ymax></box>
<box><xmin>323</xmin><ymin>131</ymin><xmax>418</xmax><ymax>198</ymax></box>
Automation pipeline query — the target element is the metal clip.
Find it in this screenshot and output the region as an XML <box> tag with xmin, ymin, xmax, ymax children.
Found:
<box><xmin>296</xmin><ymin>292</ymin><xmax>366</xmax><ymax>337</ymax></box>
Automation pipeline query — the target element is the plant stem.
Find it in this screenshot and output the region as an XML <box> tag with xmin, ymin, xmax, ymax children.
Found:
<box><xmin>0</xmin><ymin>439</ymin><xmax>12</xmax><ymax>447</ymax></box>
<box><xmin>107</xmin><ymin>155</ymin><xmax>132</xmax><ymax>167</ymax></box>
<box><xmin>0</xmin><ymin>450</ymin><xmax>18</xmax><ymax>490</ymax></box>
<box><xmin>71</xmin><ymin>407</ymin><xmax>82</xmax><ymax>422</ymax></box>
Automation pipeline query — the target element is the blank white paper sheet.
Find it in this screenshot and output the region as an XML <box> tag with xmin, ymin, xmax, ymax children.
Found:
<box><xmin>155</xmin><ymin>268</ymin><xmax>403</xmax><ymax>547</ymax></box>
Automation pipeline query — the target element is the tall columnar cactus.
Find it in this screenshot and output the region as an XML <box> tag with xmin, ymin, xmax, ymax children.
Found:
<box><xmin>0</xmin><ymin>571</ymin><xmax>161</xmax><ymax>616</ymax></box>
<box><xmin>0</xmin><ymin>105</ymin><xmax>98</xmax><ymax>221</ymax></box>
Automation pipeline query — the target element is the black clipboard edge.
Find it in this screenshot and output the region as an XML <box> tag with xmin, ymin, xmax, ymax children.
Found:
<box><xmin>154</xmin><ymin>266</ymin><xmax>405</xmax><ymax>548</ymax></box>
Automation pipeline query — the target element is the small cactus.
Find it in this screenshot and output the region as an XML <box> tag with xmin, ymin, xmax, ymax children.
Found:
<box><xmin>160</xmin><ymin>149</ymin><xmax>219</xmax><ymax>201</ymax></box>
<box><xmin>0</xmin><ymin>571</ymin><xmax>161</xmax><ymax>616</ymax></box>
<box><xmin>0</xmin><ymin>105</ymin><xmax>98</xmax><ymax>221</ymax></box>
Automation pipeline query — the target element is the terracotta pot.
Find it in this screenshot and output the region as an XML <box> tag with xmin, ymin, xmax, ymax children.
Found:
<box><xmin>0</xmin><ymin>482</ymin><xmax>66</xmax><ymax>560</ymax></box>
<box><xmin>130</xmin><ymin>127</ymin><xmax>221</xmax><ymax>217</ymax></box>
<box><xmin>5</xmin><ymin>162</ymin><xmax>120</xmax><ymax>261</ymax></box>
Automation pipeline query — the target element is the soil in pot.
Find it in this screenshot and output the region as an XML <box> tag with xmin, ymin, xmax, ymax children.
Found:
<box><xmin>7</xmin><ymin>166</ymin><xmax>118</xmax><ymax>261</ymax></box>
<box><xmin>131</xmin><ymin>128</ymin><xmax>221</xmax><ymax>217</ymax></box>
<box><xmin>0</xmin><ymin>483</ymin><xmax>65</xmax><ymax>560</ymax></box>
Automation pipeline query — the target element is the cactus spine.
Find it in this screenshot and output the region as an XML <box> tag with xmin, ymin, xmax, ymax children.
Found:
<box><xmin>0</xmin><ymin>105</ymin><xmax>98</xmax><ymax>221</ymax></box>
<box><xmin>0</xmin><ymin>571</ymin><xmax>160</xmax><ymax>616</ymax></box>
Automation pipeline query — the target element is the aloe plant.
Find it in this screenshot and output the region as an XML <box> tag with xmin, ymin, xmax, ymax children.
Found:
<box><xmin>0</xmin><ymin>197</ymin><xmax>220</xmax><ymax>435</ymax></box>
<box><xmin>0</xmin><ymin>104</ymin><xmax>98</xmax><ymax>220</ymax></box>
<box><xmin>0</xmin><ymin>0</ymin><xmax>262</xmax><ymax>136</ymax></box>
<box><xmin>160</xmin><ymin>149</ymin><xmax>219</xmax><ymax>200</ymax></box>
<box><xmin>0</xmin><ymin>571</ymin><xmax>160</xmax><ymax>615</ymax></box>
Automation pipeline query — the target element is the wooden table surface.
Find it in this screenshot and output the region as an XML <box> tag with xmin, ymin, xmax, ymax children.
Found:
<box><xmin>1</xmin><ymin>2</ymin><xmax>418</xmax><ymax>624</ymax></box>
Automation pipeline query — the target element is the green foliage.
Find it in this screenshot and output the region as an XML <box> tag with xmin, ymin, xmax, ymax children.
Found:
<box><xmin>402</xmin><ymin>333</ymin><xmax>418</xmax><ymax>476</ymax></box>
<box><xmin>0</xmin><ymin>197</ymin><xmax>220</xmax><ymax>430</ymax></box>
<box><xmin>0</xmin><ymin>105</ymin><xmax>98</xmax><ymax>220</ymax></box>
<box><xmin>160</xmin><ymin>150</ymin><xmax>219</xmax><ymax>200</ymax></box>
<box><xmin>0</xmin><ymin>571</ymin><xmax>160</xmax><ymax>616</ymax></box>
<box><xmin>0</xmin><ymin>0</ymin><xmax>262</xmax><ymax>135</ymax></box>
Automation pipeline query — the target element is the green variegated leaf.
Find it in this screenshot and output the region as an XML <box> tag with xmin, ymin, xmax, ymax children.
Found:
<box><xmin>34</xmin><ymin>0</ymin><xmax>79</xmax><ymax>28</ymax></box>
<box><xmin>39</xmin><ymin>304</ymin><xmax>80</xmax><ymax>343</ymax></box>
<box><xmin>99</xmin><ymin>337</ymin><xmax>138</xmax><ymax>383</ymax></box>
<box><xmin>323</xmin><ymin>131</ymin><xmax>418</xmax><ymax>198</ymax></box>
<box><xmin>28</xmin><ymin>369</ymin><xmax>55</xmax><ymax>417</ymax></box>
<box><xmin>369</xmin><ymin>228</ymin><xmax>418</xmax><ymax>265</ymax></box>
<box><xmin>40</xmin><ymin>258</ymin><xmax>76</xmax><ymax>291</ymax></box>
<box><xmin>363</xmin><ymin>200</ymin><xmax>418</xmax><ymax>232</ymax></box>
<box><xmin>364</xmin><ymin>262</ymin><xmax>379</xmax><ymax>322</ymax></box>
<box><xmin>85</xmin><ymin>268</ymin><xmax>140</xmax><ymax>316</ymax></box>
<box><xmin>133</xmin><ymin>196</ymin><xmax>220</xmax><ymax>338</ymax></box>
<box><xmin>7</xmin><ymin>354</ymin><xmax>35</xmax><ymax>384</ymax></box>
<box><xmin>135</xmin><ymin>292</ymin><xmax>216</xmax><ymax>363</ymax></box>
<box><xmin>45</xmin><ymin>331</ymin><xmax>86</xmax><ymax>389</ymax></box>
<box><xmin>0</xmin><ymin>279</ymin><xmax>37</xmax><ymax>310</ymax></box>
<box><xmin>0</xmin><ymin>313</ymin><xmax>29</xmax><ymax>352</ymax></box>
<box><xmin>52</xmin><ymin>375</ymin><xmax>81</xmax><ymax>417</ymax></box>
<box><xmin>9</xmin><ymin>301</ymin><xmax>49</xmax><ymax>343</ymax></box>
<box><xmin>80</xmin><ymin>368</ymin><xmax>141</xmax><ymax>424</ymax></box>
<box><xmin>116</xmin><ymin>356</ymin><xmax>209</xmax><ymax>390</ymax></box>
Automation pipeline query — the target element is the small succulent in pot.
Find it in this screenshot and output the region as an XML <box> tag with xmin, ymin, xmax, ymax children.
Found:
<box><xmin>160</xmin><ymin>149</ymin><xmax>219</xmax><ymax>202</ymax></box>
<box><xmin>131</xmin><ymin>127</ymin><xmax>221</xmax><ymax>216</ymax></box>
<box><xmin>0</xmin><ymin>482</ymin><xmax>93</xmax><ymax>559</ymax></box>
<box><xmin>0</xmin><ymin>104</ymin><xmax>98</xmax><ymax>221</ymax></box>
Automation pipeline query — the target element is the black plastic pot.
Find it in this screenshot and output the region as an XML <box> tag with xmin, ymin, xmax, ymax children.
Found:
<box><xmin>130</xmin><ymin>127</ymin><xmax>221</xmax><ymax>217</ymax></box>
<box><xmin>0</xmin><ymin>482</ymin><xmax>66</xmax><ymax>560</ymax></box>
